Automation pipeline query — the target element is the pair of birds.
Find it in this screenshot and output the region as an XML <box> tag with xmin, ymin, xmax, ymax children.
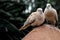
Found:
<box><xmin>19</xmin><ymin>3</ymin><xmax>58</xmax><ymax>30</ymax></box>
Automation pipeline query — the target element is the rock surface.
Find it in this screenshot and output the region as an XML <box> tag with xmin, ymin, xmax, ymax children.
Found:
<box><xmin>22</xmin><ymin>24</ymin><xmax>60</xmax><ymax>40</ymax></box>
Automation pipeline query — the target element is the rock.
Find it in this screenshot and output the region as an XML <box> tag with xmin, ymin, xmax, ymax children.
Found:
<box><xmin>22</xmin><ymin>24</ymin><xmax>60</xmax><ymax>40</ymax></box>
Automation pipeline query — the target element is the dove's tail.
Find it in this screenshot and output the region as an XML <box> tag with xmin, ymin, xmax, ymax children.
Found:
<box><xmin>19</xmin><ymin>24</ymin><xmax>30</xmax><ymax>31</ymax></box>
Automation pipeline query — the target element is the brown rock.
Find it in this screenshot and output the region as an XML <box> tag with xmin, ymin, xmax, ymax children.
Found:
<box><xmin>22</xmin><ymin>24</ymin><xmax>60</xmax><ymax>40</ymax></box>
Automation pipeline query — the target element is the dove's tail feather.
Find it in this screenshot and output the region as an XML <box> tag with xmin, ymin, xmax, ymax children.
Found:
<box><xmin>19</xmin><ymin>24</ymin><xmax>30</xmax><ymax>31</ymax></box>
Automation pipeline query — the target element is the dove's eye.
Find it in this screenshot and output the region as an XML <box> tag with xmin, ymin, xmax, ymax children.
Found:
<box><xmin>38</xmin><ymin>10</ymin><xmax>41</xmax><ymax>12</ymax></box>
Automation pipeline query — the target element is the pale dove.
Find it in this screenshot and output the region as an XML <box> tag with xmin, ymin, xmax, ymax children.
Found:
<box><xmin>19</xmin><ymin>8</ymin><xmax>45</xmax><ymax>30</ymax></box>
<box><xmin>44</xmin><ymin>3</ymin><xmax>58</xmax><ymax>26</ymax></box>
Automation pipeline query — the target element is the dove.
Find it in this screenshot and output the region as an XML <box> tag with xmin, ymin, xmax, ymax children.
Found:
<box><xmin>44</xmin><ymin>3</ymin><xmax>58</xmax><ymax>26</ymax></box>
<box><xmin>19</xmin><ymin>8</ymin><xmax>45</xmax><ymax>30</ymax></box>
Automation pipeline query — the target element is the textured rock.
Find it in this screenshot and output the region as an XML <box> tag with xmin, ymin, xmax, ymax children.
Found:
<box><xmin>22</xmin><ymin>24</ymin><xmax>60</xmax><ymax>40</ymax></box>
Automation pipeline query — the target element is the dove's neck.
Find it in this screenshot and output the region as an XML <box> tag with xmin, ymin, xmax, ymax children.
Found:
<box><xmin>40</xmin><ymin>12</ymin><xmax>43</xmax><ymax>14</ymax></box>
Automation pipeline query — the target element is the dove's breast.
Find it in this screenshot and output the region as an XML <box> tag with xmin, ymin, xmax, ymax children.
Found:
<box><xmin>31</xmin><ymin>13</ymin><xmax>45</xmax><ymax>26</ymax></box>
<box><xmin>45</xmin><ymin>9</ymin><xmax>56</xmax><ymax>24</ymax></box>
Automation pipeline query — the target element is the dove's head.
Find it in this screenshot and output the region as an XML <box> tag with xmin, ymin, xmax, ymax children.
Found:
<box><xmin>46</xmin><ymin>3</ymin><xmax>51</xmax><ymax>9</ymax></box>
<box><xmin>36</xmin><ymin>8</ymin><xmax>43</xmax><ymax>14</ymax></box>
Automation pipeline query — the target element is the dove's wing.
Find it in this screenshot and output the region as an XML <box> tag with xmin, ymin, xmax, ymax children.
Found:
<box><xmin>19</xmin><ymin>12</ymin><xmax>36</xmax><ymax>30</ymax></box>
<box><xmin>52</xmin><ymin>8</ymin><xmax>58</xmax><ymax>22</ymax></box>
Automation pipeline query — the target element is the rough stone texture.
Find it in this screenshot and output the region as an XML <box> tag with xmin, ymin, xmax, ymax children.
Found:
<box><xmin>22</xmin><ymin>24</ymin><xmax>60</xmax><ymax>40</ymax></box>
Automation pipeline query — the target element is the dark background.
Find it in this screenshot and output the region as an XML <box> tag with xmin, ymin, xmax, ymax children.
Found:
<box><xmin>0</xmin><ymin>0</ymin><xmax>60</xmax><ymax>40</ymax></box>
